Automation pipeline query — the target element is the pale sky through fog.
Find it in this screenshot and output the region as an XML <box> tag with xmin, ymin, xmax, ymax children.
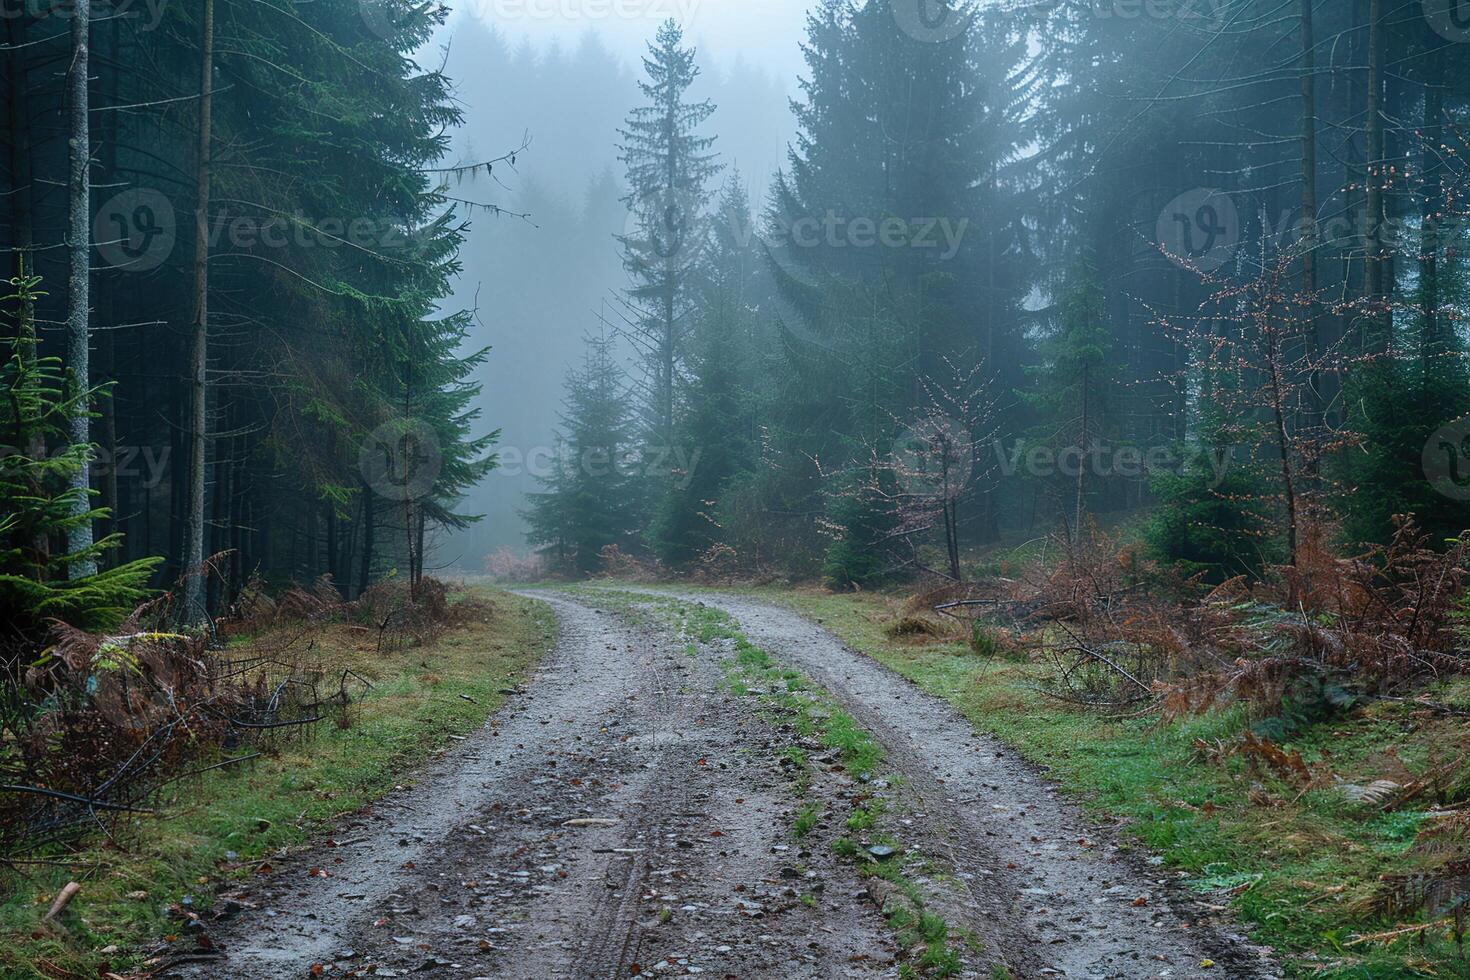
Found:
<box><xmin>444</xmin><ymin>0</ymin><xmax>812</xmax><ymax>81</ymax></box>
<box><xmin>428</xmin><ymin>0</ymin><xmax>809</xmax><ymax>561</ymax></box>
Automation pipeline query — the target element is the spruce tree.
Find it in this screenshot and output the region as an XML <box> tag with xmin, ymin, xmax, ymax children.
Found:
<box><xmin>523</xmin><ymin>333</ymin><xmax>639</xmax><ymax>575</ymax></box>
<box><xmin>647</xmin><ymin>306</ymin><xmax>754</xmax><ymax>568</ymax></box>
<box><xmin>616</xmin><ymin>19</ymin><xmax>722</xmax><ymax>453</ymax></box>
<box><xmin>1</xmin><ymin>276</ymin><xmax>157</xmax><ymax>645</ymax></box>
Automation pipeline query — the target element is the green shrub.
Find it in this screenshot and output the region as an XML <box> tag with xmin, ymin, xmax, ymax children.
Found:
<box><xmin>1145</xmin><ymin>443</ymin><xmax>1278</xmax><ymax>582</ymax></box>
<box><xmin>970</xmin><ymin>623</ymin><xmax>1000</xmax><ymax>657</ymax></box>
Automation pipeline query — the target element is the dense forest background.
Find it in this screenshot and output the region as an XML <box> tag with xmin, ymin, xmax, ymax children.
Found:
<box><xmin>3</xmin><ymin>0</ymin><xmax>1470</xmax><ymax>641</ymax></box>
<box><xmin>524</xmin><ymin>0</ymin><xmax>1470</xmax><ymax>586</ymax></box>
<box><xmin>1</xmin><ymin>0</ymin><xmax>504</xmax><ymax>637</ymax></box>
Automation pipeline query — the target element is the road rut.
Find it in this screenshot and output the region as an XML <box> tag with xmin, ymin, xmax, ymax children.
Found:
<box><xmin>173</xmin><ymin>593</ymin><xmax>893</xmax><ymax>979</ymax></box>
<box><xmin>611</xmin><ymin>588</ymin><xmax>1280</xmax><ymax>979</ymax></box>
<box><xmin>171</xmin><ymin>588</ymin><xmax>1280</xmax><ymax>979</ymax></box>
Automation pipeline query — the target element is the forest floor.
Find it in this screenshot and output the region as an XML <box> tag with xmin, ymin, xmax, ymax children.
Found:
<box><xmin>12</xmin><ymin>582</ymin><xmax>1454</xmax><ymax>978</ymax></box>
<box><xmin>141</xmin><ymin>586</ymin><xmax>1273</xmax><ymax>979</ymax></box>
<box><xmin>1</xmin><ymin>589</ymin><xmax>554</xmax><ymax>980</ymax></box>
<box><xmin>655</xmin><ymin>584</ymin><xmax>1470</xmax><ymax>979</ymax></box>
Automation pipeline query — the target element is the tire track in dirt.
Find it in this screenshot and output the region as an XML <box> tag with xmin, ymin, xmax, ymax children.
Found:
<box><xmin>171</xmin><ymin>594</ymin><xmax>895</xmax><ymax>979</ymax></box>
<box><xmin>608</xmin><ymin>589</ymin><xmax>1283</xmax><ymax>980</ymax></box>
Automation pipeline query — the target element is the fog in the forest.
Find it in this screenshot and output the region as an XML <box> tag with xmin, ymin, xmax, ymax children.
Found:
<box><xmin>433</xmin><ymin>8</ymin><xmax>794</xmax><ymax>567</ymax></box>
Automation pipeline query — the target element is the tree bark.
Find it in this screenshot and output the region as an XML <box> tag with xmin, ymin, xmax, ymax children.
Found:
<box><xmin>1074</xmin><ymin>360</ymin><xmax>1089</xmax><ymax>548</ymax></box>
<box><xmin>181</xmin><ymin>0</ymin><xmax>214</xmax><ymax>622</ymax></box>
<box><xmin>358</xmin><ymin>482</ymin><xmax>375</xmax><ymax>597</ymax></box>
<box><xmin>1362</xmin><ymin>0</ymin><xmax>1388</xmax><ymax>353</ymax></box>
<box><xmin>1266</xmin><ymin>319</ymin><xmax>1300</xmax><ymax>571</ymax></box>
<box><xmin>1419</xmin><ymin>49</ymin><xmax>1445</xmax><ymax>407</ymax></box>
<box><xmin>1299</xmin><ymin>0</ymin><xmax>1322</xmax><ymax>424</ymax></box>
<box><xmin>66</xmin><ymin>0</ymin><xmax>95</xmax><ymax>578</ymax></box>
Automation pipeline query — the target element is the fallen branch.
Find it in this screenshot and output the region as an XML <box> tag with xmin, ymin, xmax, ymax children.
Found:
<box><xmin>43</xmin><ymin>881</ymin><xmax>81</xmax><ymax>922</ymax></box>
<box><xmin>1</xmin><ymin>785</ymin><xmax>155</xmax><ymax>814</ymax></box>
<box><xmin>1345</xmin><ymin>916</ymin><xmax>1455</xmax><ymax>947</ymax></box>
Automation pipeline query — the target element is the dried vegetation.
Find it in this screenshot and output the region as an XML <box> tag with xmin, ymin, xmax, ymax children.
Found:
<box><xmin>0</xmin><ymin>574</ymin><xmax>479</xmax><ymax>859</ymax></box>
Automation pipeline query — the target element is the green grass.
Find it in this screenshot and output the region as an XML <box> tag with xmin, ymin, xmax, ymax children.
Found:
<box><xmin>1</xmin><ymin>588</ymin><xmax>553</xmax><ymax>980</ymax></box>
<box><xmin>794</xmin><ymin>802</ymin><xmax>824</xmax><ymax>838</ymax></box>
<box><xmin>846</xmin><ymin>798</ymin><xmax>885</xmax><ymax>833</ymax></box>
<box><xmin>745</xmin><ymin>586</ymin><xmax>1470</xmax><ymax>979</ymax></box>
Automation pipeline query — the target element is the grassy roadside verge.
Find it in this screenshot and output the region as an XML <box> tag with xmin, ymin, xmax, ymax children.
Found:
<box><xmin>572</xmin><ymin>586</ymin><xmax>972</xmax><ymax>977</ymax></box>
<box><xmin>735</xmin><ymin>586</ymin><xmax>1470</xmax><ymax>979</ymax></box>
<box><xmin>1</xmin><ymin>587</ymin><xmax>554</xmax><ymax>980</ymax></box>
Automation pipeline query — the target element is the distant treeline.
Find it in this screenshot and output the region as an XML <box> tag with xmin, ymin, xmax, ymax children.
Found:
<box><xmin>527</xmin><ymin>1</ymin><xmax>1470</xmax><ymax>585</ymax></box>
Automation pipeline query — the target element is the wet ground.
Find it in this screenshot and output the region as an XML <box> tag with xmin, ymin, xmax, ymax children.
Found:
<box><xmin>172</xmin><ymin>589</ymin><xmax>1279</xmax><ymax>979</ymax></box>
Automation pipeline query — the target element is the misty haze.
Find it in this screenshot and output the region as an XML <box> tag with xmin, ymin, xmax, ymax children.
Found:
<box><xmin>2</xmin><ymin>2</ymin><xmax>1469</xmax><ymax>978</ymax></box>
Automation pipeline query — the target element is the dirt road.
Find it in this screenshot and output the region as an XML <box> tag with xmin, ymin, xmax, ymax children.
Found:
<box><xmin>174</xmin><ymin>590</ymin><xmax>1277</xmax><ymax>979</ymax></box>
<box><xmin>175</xmin><ymin>593</ymin><xmax>893</xmax><ymax>979</ymax></box>
<box><xmin>617</xmin><ymin>590</ymin><xmax>1281</xmax><ymax>979</ymax></box>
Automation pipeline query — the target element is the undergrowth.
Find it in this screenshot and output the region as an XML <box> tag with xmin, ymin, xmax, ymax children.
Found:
<box><xmin>0</xmin><ymin>589</ymin><xmax>553</xmax><ymax>980</ymax></box>
<box><xmin>762</xmin><ymin>585</ymin><xmax>1470</xmax><ymax>979</ymax></box>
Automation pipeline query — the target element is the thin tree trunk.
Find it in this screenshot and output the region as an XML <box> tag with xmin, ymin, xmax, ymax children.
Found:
<box><xmin>209</xmin><ymin>437</ymin><xmax>231</xmax><ymax>611</ymax></box>
<box><xmin>66</xmin><ymin>0</ymin><xmax>95</xmax><ymax>578</ymax></box>
<box><xmin>96</xmin><ymin>11</ymin><xmax>122</xmax><ymax>551</ymax></box>
<box><xmin>415</xmin><ymin>509</ymin><xmax>426</xmax><ymax>587</ymax></box>
<box><xmin>944</xmin><ymin>498</ymin><xmax>960</xmax><ymax>581</ymax></box>
<box><xmin>182</xmin><ymin>0</ymin><xmax>214</xmax><ymax>622</ymax></box>
<box><xmin>6</xmin><ymin>7</ymin><xmax>48</xmax><ymax>573</ymax></box>
<box><xmin>1299</xmin><ymin>0</ymin><xmax>1321</xmax><ymax>423</ymax></box>
<box><xmin>1266</xmin><ymin>317</ymin><xmax>1300</xmax><ymax>570</ymax></box>
<box><xmin>1363</xmin><ymin>0</ymin><xmax>1388</xmax><ymax>353</ymax></box>
<box><xmin>1419</xmin><ymin>50</ymin><xmax>1445</xmax><ymax>408</ymax></box>
<box><xmin>325</xmin><ymin>504</ymin><xmax>340</xmax><ymax>593</ymax></box>
<box><xmin>359</xmin><ymin>482</ymin><xmax>375</xmax><ymax>596</ymax></box>
<box><xmin>1074</xmin><ymin>361</ymin><xmax>1089</xmax><ymax>548</ymax></box>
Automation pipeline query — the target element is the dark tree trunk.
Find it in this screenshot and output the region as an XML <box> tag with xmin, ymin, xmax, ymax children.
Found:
<box><xmin>1419</xmin><ymin>49</ymin><xmax>1445</xmax><ymax>408</ymax></box>
<box><xmin>66</xmin><ymin>0</ymin><xmax>95</xmax><ymax>577</ymax></box>
<box><xmin>359</xmin><ymin>483</ymin><xmax>375</xmax><ymax>597</ymax></box>
<box><xmin>1299</xmin><ymin>0</ymin><xmax>1322</xmax><ymax>426</ymax></box>
<box><xmin>182</xmin><ymin>0</ymin><xmax>215</xmax><ymax>621</ymax></box>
